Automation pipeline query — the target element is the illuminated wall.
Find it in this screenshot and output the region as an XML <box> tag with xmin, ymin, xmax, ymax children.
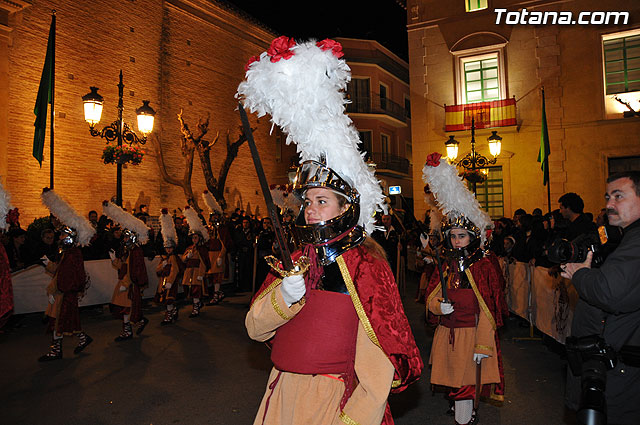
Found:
<box><xmin>2</xmin><ymin>0</ymin><xmax>297</xmax><ymax>224</ymax></box>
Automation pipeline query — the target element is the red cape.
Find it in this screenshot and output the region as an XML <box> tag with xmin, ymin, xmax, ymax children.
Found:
<box><xmin>129</xmin><ymin>246</ymin><xmax>148</xmax><ymax>288</ymax></box>
<box><xmin>252</xmin><ymin>243</ymin><xmax>423</xmax><ymax>393</ymax></box>
<box><xmin>56</xmin><ymin>247</ymin><xmax>86</xmax><ymax>293</ymax></box>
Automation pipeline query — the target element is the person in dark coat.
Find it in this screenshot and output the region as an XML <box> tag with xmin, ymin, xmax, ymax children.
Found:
<box><xmin>561</xmin><ymin>172</ymin><xmax>640</xmax><ymax>425</ymax></box>
<box><xmin>233</xmin><ymin>217</ymin><xmax>255</xmax><ymax>292</ymax></box>
<box><xmin>372</xmin><ymin>214</ymin><xmax>400</xmax><ymax>277</ymax></box>
<box><xmin>558</xmin><ymin>192</ymin><xmax>597</xmax><ymax>241</ymax></box>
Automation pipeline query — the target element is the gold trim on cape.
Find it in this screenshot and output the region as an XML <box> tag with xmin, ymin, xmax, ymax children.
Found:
<box><xmin>339</xmin><ymin>410</ymin><xmax>361</xmax><ymax>425</ymax></box>
<box><xmin>465</xmin><ymin>268</ymin><xmax>497</xmax><ymax>331</ymax></box>
<box><xmin>336</xmin><ymin>255</ymin><xmax>400</xmax><ymax>389</ymax></box>
<box><xmin>270</xmin><ymin>289</ymin><xmax>292</xmax><ymax>321</ymax></box>
<box><xmin>249</xmin><ymin>277</ymin><xmax>283</xmax><ymax>309</ymax></box>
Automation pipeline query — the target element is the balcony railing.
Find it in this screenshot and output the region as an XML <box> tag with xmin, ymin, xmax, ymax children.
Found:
<box><xmin>346</xmin><ymin>93</ymin><xmax>408</xmax><ymax>123</ymax></box>
<box><xmin>368</xmin><ymin>152</ymin><xmax>410</xmax><ymax>175</ymax></box>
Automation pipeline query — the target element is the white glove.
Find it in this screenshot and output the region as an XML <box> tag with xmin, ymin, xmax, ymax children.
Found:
<box><xmin>420</xmin><ymin>233</ymin><xmax>429</xmax><ymax>249</ymax></box>
<box><xmin>216</xmin><ymin>257</ymin><xmax>223</xmax><ymax>267</ymax></box>
<box><xmin>108</xmin><ymin>250</ymin><xmax>116</xmax><ymax>261</ymax></box>
<box><xmin>119</xmin><ymin>285</ymin><xmax>127</xmax><ymax>293</ymax></box>
<box><xmin>197</xmin><ymin>276</ymin><xmax>204</xmax><ymax>281</ymax></box>
<box><xmin>48</xmin><ymin>294</ymin><xmax>55</xmax><ymax>305</ymax></box>
<box><xmin>165</xmin><ymin>283</ymin><xmax>172</xmax><ymax>290</ymax></box>
<box><xmin>473</xmin><ymin>353</ymin><xmax>489</xmax><ymax>364</ymax></box>
<box><xmin>185</xmin><ymin>251</ymin><xmax>193</xmax><ymax>259</ymax></box>
<box><xmin>41</xmin><ymin>255</ymin><xmax>50</xmax><ymax>266</ymax></box>
<box><xmin>161</xmin><ymin>260</ymin><xmax>168</xmax><ymax>267</ymax></box>
<box><xmin>440</xmin><ymin>302</ymin><xmax>454</xmax><ymax>315</ymax></box>
<box><xmin>280</xmin><ymin>274</ymin><xmax>306</xmax><ymax>307</ymax></box>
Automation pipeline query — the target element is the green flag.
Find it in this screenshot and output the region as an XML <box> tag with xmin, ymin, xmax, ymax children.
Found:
<box><xmin>33</xmin><ymin>13</ymin><xmax>55</xmax><ymax>166</ymax></box>
<box><xmin>537</xmin><ymin>88</ymin><xmax>550</xmax><ymax>185</ymax></box>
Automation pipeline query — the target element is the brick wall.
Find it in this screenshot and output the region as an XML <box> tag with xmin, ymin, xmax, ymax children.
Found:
<box><xmin>5</xmin><ymin>0</ymin><xmax>295</xmax><ymax>225</ymax></box>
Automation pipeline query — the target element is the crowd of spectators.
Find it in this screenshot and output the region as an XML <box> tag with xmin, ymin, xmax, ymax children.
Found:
<box><xmin>2</xmin><ymin>191</ymin><xmax>613</xmax><ymax>283</ymax></box>
<box><xmin>486</xmin><ymin>192</ymin><xmax>619</xmax><ymax>269</ymax></box>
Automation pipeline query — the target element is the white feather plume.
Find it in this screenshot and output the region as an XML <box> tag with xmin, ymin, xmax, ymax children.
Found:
<box><xmin>270</xmin><ymin>186</ymin><xmax>302</xmax><ymax>213</ymax></box>
<box><xmin>41</xmin><ymin>189</ymin><xmax>96</xmax><ymax>247</ymax></box>
<box><xmin>102</xmin><ymin>201</ymin><xmax>150</xmax><ymax>244</ymax></box>
<box><xmin>183</xmin><ymin>206</ymin><xmax>209</xmax><ymax>242</ymax></box>
<box><xmin>424</xmin><ymin>191</ymin><xmax>445</xmax><ymax>236</ymax></box>
<box><xmin>422</xmin><ymin>155</ymin><xmax>493</xmax><ymax>246</ymax></box>
<box><xmin>202</xmin><ymin>190</ymin><xmax>222</xmax><ymax>214</ymax></box>
<box><xmin>159</xmin><ymin>208</ymin><xmax>177</xmax><ymax>246</ymax></box>
<box><xmin>237</xmin><ymin>37</ymin><xmax>385</xmax><ymax>234</ymax></box>
<box><xmin>0</xmin><ymin>179</ymin><xmax>13</xmax><ymax>231</ymax></box>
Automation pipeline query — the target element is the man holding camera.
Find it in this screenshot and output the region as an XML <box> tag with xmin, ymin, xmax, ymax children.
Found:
<box><xmin>561</xmin><ymin>171</ymin><xmax>640</xmax><ymax>425</ymax></box>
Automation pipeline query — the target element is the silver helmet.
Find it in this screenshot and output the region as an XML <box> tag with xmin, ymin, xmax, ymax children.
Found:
<box><xmin>292</xmin><ymin>159</ymin><xmax>365</xmax><ymax>265</ymax></box>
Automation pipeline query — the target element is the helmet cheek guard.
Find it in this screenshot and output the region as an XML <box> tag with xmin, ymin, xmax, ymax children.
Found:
<box><xmin>291</xmin><ymin>160</ymin><xmax>365</xmax><ymax>265</ymax></box>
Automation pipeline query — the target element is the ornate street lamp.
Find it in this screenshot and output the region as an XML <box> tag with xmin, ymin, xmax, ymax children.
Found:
<box><xmin>444</xmin><ymin>118</ymin><xmax>501</xmax><ymax>194</ymax></box>
<box><xmin>82</xmin><ymin>70</ymin><xmax>156</xmax><ymax>206</ymax></box>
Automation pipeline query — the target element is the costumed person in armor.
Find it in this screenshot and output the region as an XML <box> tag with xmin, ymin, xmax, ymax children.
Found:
<box><xmin>202</xmin><ymin>190</ymin><xmax>226</xmax><ymax>306</ymax></box>
<box><xmin>181</xmin><ymin>206</ymin><xmax>211</xmax><ymax>317</ymax></box>
<box><xmin>0</xmin><ymin>180</ymin><xmax>15</xmax><ymax>331</ymax></box>
<box><xmin>103</xmin><ymin>200</ymin><xmax>150</xmax><ymax>341</ymax></box>
<box><xmin>38</xmin><ymin>188</ymin><xmax>95</xmax><ymax>361</ymax></box>
<box><xmin>422</xmin><ymin>152</ymin><xmax>507</xmax><ymax>425</ymax></box>
<box><xmin>155</xmin><ymin>208</ymin><xmax>183</xmax><ymax>325</ymax></box>
<box><xmin>238</xmin><ymin>36</ymin><xmax>423</xmax><ymax>425</ymax></box>
<box><xmin>416</xmin><ymin>185</ymin><xmax>445</xmax><ymax>303</ymax></box>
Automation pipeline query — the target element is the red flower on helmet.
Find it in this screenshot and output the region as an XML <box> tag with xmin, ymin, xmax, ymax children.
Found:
<box><xmin>267</xmin><ymin>36</ymin><xmax>296</xmax><ymax>63</ymax></box>
<box><xmin>425</xmin><ymin>152</ymin><xmax>443</xmax><ymax>167</ymax></box>
<box><xmin>316</xmin><ymin>39</ymin><xmax>344</xmax><ymax>58</ymax></box>
<box><xmin>245</xmin><ymin>55</ymin><xmax>260</xmax><ymax>71</ymax></box>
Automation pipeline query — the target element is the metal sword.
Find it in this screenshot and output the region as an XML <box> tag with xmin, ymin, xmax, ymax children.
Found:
<box><xmin>238</xmin><ymin>103</ymin><xmax>295</xmax><ymax>272</ymax></box>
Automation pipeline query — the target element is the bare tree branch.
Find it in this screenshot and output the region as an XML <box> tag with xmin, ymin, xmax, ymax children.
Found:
<box><xmin>153</xmin><ymin>110</ymin><xmax>251</xmax><ymax>213</ymax></box>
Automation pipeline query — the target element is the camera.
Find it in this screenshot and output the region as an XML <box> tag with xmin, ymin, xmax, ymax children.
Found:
<box><xmin>566</xmin><ymin>335</ymin><xmax>618</xmax><ymax>425</ymax></box>
<box><xmin>547</xmin><ymin>229</ymin><xmax>608</xmax><ymax>267</ymax></box>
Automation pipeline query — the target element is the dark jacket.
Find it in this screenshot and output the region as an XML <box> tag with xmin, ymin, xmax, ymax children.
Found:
<box><xmin>566</xmin><ymin>218</ymin><xmax>640</xmax><ymax>424</ymax></box>
<box><xmin>563</xmin><ymin>213</ymin><xmax>597</xmax><ymax>241</ymax></box>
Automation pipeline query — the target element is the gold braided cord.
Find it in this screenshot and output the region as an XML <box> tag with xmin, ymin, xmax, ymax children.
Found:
<box><xmin>425</xmin><ymin>283</ymin><xmax>442</xmax><ymax>310</ymax></box>
<box><xmin>392</xmin><ymin>379</ymin><xmax>401</xmax><ymax>388</ymax></box>
<box><xmin>474</xmin><ymin>344</ymin><xmax>493</xmax><ymax>352</ymax></box>
<box><xmin>339</xmin><ymin>411</ymin><xmax>361</xmax><ymax>425</ymax></box>
<box><xmin>465</xmin><ymin>269</ymin><xmax>497</xmax><ymax>331</ymax></box>
<box><xmin>249</xmin><ymin>277</ymin><xmax>282</xmax><ymax>309</ymax></box>
<box><xmin>336</xmin><ymin>256</ymin><xmax>382</xmax><ymax>350</ymax></box>
<box><xmin>270</xmin><ymin>289</ymin><xmax>292</xmax><ymax>321</ymax></box>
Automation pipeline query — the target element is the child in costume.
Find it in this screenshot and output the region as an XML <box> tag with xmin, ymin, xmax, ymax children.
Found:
<box><xmin>103</xmin><ymin>200</ymin><xmax>150</xmax><ymax>341</ymax></box>
<box><xmin>422</xmin><ymin>152</ymin><xmax>507</xmax><ymax>425</ymax></box>
<box><xmin>181</xmin><ymin>206</ymin><xmax>210</xmax><ymax>317</ymax></box>
<box><xmin>38</xmin><ymin>188</ymin><xmax>95</xmax><ymax>361</ymax></box>
<box><xmin>155</xmin><ymin>208</ymin><xmax>183</xmax><ymax>325</ymax></box>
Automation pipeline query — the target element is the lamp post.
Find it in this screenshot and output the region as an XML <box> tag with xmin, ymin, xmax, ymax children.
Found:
<box><xmin>444</xmin><ymin>118</ymin><xmax>502</xmax><ymax>194</ymax></box>
<box><xmin>82</xmin><ymin>70</ymin><xmax>156</xmax><ymax>206</ymax></box>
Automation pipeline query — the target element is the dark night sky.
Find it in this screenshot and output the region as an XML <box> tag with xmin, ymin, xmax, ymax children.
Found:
<box><xmin>220</xmin><ymin>0</ymin><xmax>409</xmax><ymax>60</ymax></box>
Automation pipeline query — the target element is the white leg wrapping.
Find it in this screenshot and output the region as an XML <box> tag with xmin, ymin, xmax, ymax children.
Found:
<box><xmin>455</xmin><ymin>399</ymin><xmax>473</xmax><ymax>424</ymax></box>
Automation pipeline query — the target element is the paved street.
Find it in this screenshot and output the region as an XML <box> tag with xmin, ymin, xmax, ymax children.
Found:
<box><xmin>0</xmin><ymin>272</ymin><xmax>577</xmax><ymax>425</ymax></box>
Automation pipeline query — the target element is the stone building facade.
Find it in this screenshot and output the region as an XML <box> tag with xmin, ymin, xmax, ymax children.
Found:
<box><xmin>1</xmin><ymin>0</ymin><xmax>298</xmax><ymax>223</ymax></box>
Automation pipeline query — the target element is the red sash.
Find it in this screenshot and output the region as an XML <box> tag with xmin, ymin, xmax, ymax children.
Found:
<box><xmin>271</xmin><ymin>289</ymin><xmax>359</xmax><ymax>375</ymax></box>
<box><xmin>185</xmin><ymin>258</ymin><xmax>200</xmax><ymax>268</ymax></box>
<box><xmin>439</xmin><ymin>288</ymin><xmax>478</xmax><ymax>329</ymax></box>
